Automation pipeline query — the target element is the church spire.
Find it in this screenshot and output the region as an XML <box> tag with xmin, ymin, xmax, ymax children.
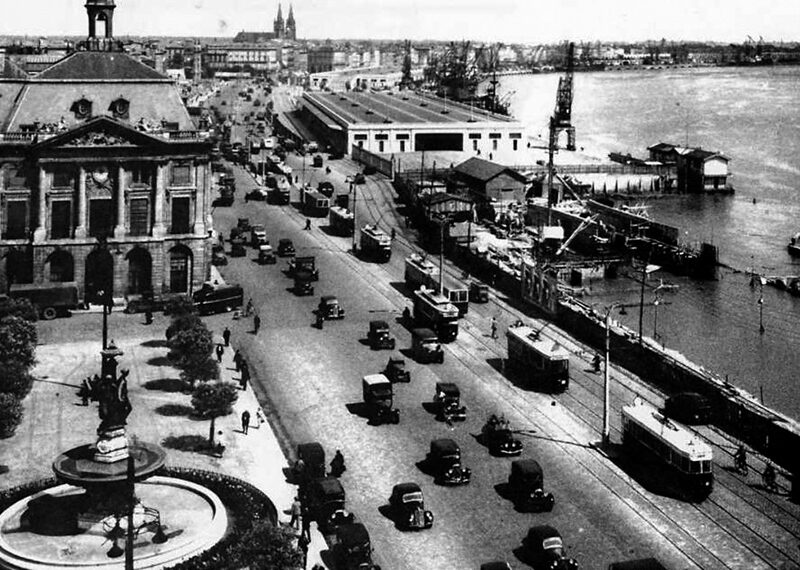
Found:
<box><xmin>285</xmin><ymin>4</ymin><xmax>296</xmax><ymax>40</ymax></box>
<box><xmin>274</xmin><ymin>3</ymin><xmax>285</xmax><ymax>38</ymax></box>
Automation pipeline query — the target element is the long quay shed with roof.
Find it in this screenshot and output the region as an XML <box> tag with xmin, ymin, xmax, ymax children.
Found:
<box><xmin>299</xmin><ymin>91</ymin><xmax>527</xmax><ymax>157</ymax></box>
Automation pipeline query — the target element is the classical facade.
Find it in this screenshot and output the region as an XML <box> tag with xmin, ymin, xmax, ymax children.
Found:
<box><xmin>0</xmin><ymin>0</ymin><xmax>213</xmax><ymax>303</ymax></box>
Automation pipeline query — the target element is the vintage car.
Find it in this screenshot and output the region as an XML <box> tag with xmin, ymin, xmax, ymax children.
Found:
<box><xmin>508</xmin><ymin>459</ymin><xmax>555</xmax><ymax>513</ymax></box>
<box><xmin>258</xmin><ymin>244</ymin><xmax>276</xmax><ymax>265</ymax></box>
<box><xmin>306</xmin><ymin>476</ymin><xmax>355</xmax><ymax>534</ymax></box>
<box><xmin>250</xmin><ymin>224</ymin><xmax>268</xmax><ymax>247</ymax></box>
<box><xmin>411</xmin><ymin>328</ymin><xmax>444</xmax><ymax>364</ymax></box>
<box><xmin>362</xmin><ymin>374</ymin><xmax>399</xmax><ymax>425</ymax></box>
<box><xmin>388</xmin><ymin>482</ymin><xmax>434</xmax><ymax>531</ymax></box>
<box><xmin>230</xmin><ymin>243</ymin><xmax>247</xmax><ymax>257</ymax></box>
<box><xmin>211</xmin><ymin>246</ymin><xmax>228</xmax><ymax>266</ymax></box>
<box><xmin>124</xmin><ymin>292</ymin><xmax>185</xmax><ymax>314</ymax></box>
<box><xmin>236</xmin><ymin>217</ymin><xmax>252</xmax><ymax>232</ymax></box>
<box><xmin>244</xmin><ymin>188</ymin><xmax>268</xmax><ymax>201</ymax></box>
<box><xmin>293</xmin><ymin>270</ymin><xmax>315</xmax><ymax>296</ymax></box>
<box><xmin>433</xmin><ymin>382</ymin><xmax>466</xmax><ymax>422</ymax></box>
<box><xmin>229</xmin><ymin>227</ymin><xmax>247</xmax><ymax>246</ymax></box>
<box><xmin>663</xmin><ymin>392</ymin><xmax>713</xmax><ymax>425</ymax></box>
<box><xmin>523</xmin><ymin>526</ymin><xmax>578</xmax><ymax>570</ymax></box>
<box><xmin>288</xmin><ymin>256</ymin><xmax>319</xmax><ymax>281</ymax></box>
<box><xmin>277</xmin><ymin>238</ymin><xmax>296</xmax><ymax>257</ymax></box>
<box><xmin>426</xmin><ymin>438</ymin><xmax>471</xmax><ymax>486</ymax></box>
<box><xmin>481</xmin><ymin>414</ymin><xmax>523</xmax><ymax>456</ymax></box>
<box><xmin>383</xmin><ymin>356</ymin><xmax>410</xmax><ymax>383</ymax></box>
<box><xmin>469</xmin><ymin>282</ymin><xmax>490</xmax><ymax>303</ymax></box>
<box><xmin>368</xmin><ymin>320</ymin><xmax>396</xmax><ymax>350</ymax></box>
<box><xmin>312</xmin><ymin>154</ymin><xmax>324</xmax><ymax>168</ymax></box>
<box><xmin>335</xmin><ymin>523</ymin><xmax>382</xmax><ymax>570</ymax></box>
<box><xmin>319</xmin><ymin>295</ymin><xmax>345</xmax><ymax>319</ymax></box>
<box><xmin>294</xmin><ymin>442</ymin><xmax>326</xmax><ymax>490</ymax></box>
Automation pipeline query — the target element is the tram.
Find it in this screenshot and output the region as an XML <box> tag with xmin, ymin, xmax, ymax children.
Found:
<box><xmin>621</xmin><ymin>399</ymin><xmax>713</xmax><ymax>501</ymax></box>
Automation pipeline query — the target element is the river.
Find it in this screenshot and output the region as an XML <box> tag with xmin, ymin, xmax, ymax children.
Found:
<box><xmin>501</xmin><ymin>67</ymin><xmax>800</xmax><ymax>420</ymax></box>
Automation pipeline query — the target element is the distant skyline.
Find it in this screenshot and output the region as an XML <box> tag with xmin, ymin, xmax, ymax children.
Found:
<box><xmin>2</xmin><ymin>0</ymin><xmax>800</xmax><ymax>44</ymax></box>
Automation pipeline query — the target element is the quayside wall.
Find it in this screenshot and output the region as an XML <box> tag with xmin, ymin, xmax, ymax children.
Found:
<box><xmin>452</xmin><ymin>245</ymin><xmax>800</xmax><ymax>476</ymax></box>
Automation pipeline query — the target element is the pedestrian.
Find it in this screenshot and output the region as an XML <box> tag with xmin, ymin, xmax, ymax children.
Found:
<box><xmin>490</xmin><ymin>316</ymin><xmax>498</xmax><ymax>339</ymax></box>
<box><xmin>240</xmin><ymin>361</ymin><xmax>250</xmax><ymax>390</ymax></box>
<box><xmin>215</xmin><ymin>344</ymin><xmax>224</xmax><ymax>363</ymax></box>
<box><xmin>241</xmin><ymin>410</ymin><xmax>251</xmax><ymax>434</ymax></box>
<box><xmin>256</xmin><ymin>407</ymin><xmax>266</xmax><ymax>428</ymax></box>
<box><xmin>144</xmin><ymin>309</ymin><xmax>153</xmax><ymax>325</ymax></box>
<box><xmin>305</xmin><ymin>218</ymin><xmax>311</xmax><ymax>230</ymax></box>
<box><xmin>391</xmin><ymin>227</ymin><xmax>396</xmax><ymax>240</ymax></box>
<box><xmin>301</xmin><ymin>504</ymin><xmax>311</xmax><ymax>540</ymax></box>
<box><xmin>245</xmin><ymin>298</ymin><xmax>254</xmax><ymax>317</ymax></box>
<box><xmin>592</xmin><ymin>353</ymin><xmax>602</xmax><ymax>373</ymax></box>
<box><xmin>290</xmin><ymin>496</ymin><xmax>302</xmax><ymax>530</ymax></box>
<box><xmin>214</xmin><ymin>430</ymin><xmax>226</xmax><ymax>457</ymax></box>
<box><xmin>297</xmin><ymin>532</ymin><xmax>309</xmax><ymax>568</ymax></box>
<box><xmin>253</xmin><ymin>313</ymin><xmax>261</xmax><ymax>334</ymax></box>
<box><xmin>222</xmin><ymin>327</ymin><xmax>231</xmax><ymax>347</ymax></box>
<box><xmin>233</xmin><ymin>349</ymin><xmax>243</xmax><ymax>372</ymax></box>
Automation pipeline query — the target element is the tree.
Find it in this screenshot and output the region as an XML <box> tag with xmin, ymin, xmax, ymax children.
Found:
<box><xmin>229</xmin><ymin>520</ymin><xmax>303</xmax><ymax>568</ymax></box>
<box><xmin>0</xmin><ymin>316</ymin><xmax>37</xmax><ymax>368</ymax></box>
<box><xmin>191</xmin><ymin>382</ymin><xmax>238</xmax><ymax>447</ymax></box>
<box><xmin>0</xmin><ymin>393</ymin><xmax>23</xmax><ymax>439</ymax></box>
<box><xmin>0</xmin><ymin>361</ymin><xmax>35</xmax><ymax>399</ymax></box>
<box><xmin>400</xmin><ymin>39</ymin><xmax>413</xmax><ymax>90</ymax></box>
<box><xmin>0</xmin><ymin>297</ymin><xmax>37</xmax><ymax>322</ymax></box>
<box><xmin>179</xmin><ymin>356</ymin><xmax>219</xmax><ymax>388</ymax></box>
<box><xmin>168</xmin><ymin>322</ymin><xmax>214</xmax><ymax>367</ymax></box>
<box><xmin>164</xmin><ymin>295</ymin><xmax>195</xmax><ymax>318</ymax></box>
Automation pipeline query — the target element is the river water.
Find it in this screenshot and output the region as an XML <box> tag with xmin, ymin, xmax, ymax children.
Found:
<box><xmin>501</xmin><ymin>67</ymin><xmax>800</xmax><ymax>420</ymax></box>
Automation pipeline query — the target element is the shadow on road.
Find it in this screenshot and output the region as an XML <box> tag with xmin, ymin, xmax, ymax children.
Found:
<box><xmin>143</xmin><ymin>378</ymin><xmax>188</xmax><ymax>392</ymax></box>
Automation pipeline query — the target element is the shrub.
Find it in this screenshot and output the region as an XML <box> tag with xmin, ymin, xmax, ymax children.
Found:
<box><xmin>0</xmin><ymin>361</ymin><xmax>35</xmax><ymax>399</ymax></box>
<box><xmin>164</xmin><ymin>295</ymin><xmax>195</xmax><ymax>318</ymax></box>
<box><xmin>229</xmin><ymin>521</ymin><xmax>302</xmax><ymax>568</ymax></box>
<box><xmin>168</xmin><ymin>323</ymin><xmax>214</xmax><ymax>367</ymax></box>
<box><xmin>0</xmin><ymin>393</ymin><xmax>23</xmax><ymax>438</ymax></box>
<box><xmin>0</xmin><ymin>298</ymin><xmax>37</xmax><ymax>322</ymax></box>
<box><xmin>179</xmin><ymin>356</ymin><xmax>219</xmax><ymax>388</ymax></box>
<box><xmin>0</xmin><ymin>316</ymin><xmax>37</xmax><ymax>368</ymax></box>
<box><xmin>166</xmin><ymin>313</ymin><xmax>203</xmax><ymax>341</ymax></box>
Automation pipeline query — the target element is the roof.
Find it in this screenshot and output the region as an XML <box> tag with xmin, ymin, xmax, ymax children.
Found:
<box><xmin>337</xmin><ymin>522</ymin><xmax>370</xmax><ymax>547</ymax></box>
<box><xmin>435</xmin><ymin>382</ymin><xmax>459</xmax><ymax>395</ymax></box>
<box><xmin>392</xmin><ymin>481</ymin><xmax>423</xmax><ymax>495</ymax></box>
<box><xmin>37</xmin><ymin>51</ymin><xmax>167</xmax><ymax>80</ymax></box>
<box><xmin>512</xmin><ymin>458</ymin><xmax>543</xmax><ymax>475</ymax></box>
<box><xmin>647</xmin><ymin>142</ymin><xmax>677</xmax><ymax>152</ymax></box>
<box><xmin>454</xmin><ymin>157</ymin><xmax>527</xmax><ymax>184</ymax></box>
<box><xmin>363</xmin><ymin>374</ymin><xmax>390</xmax><ymax>386</ymax></box>
<box><xmin>314</xmin><ymin>476</ymin><xmax>345</xmax><ymax>497</ymax></box>
<box><xmin>431</xmin><ymin>438</ymin><xmax>459</xmax><ymax>454</ymax></box>
<box><xmin>527</xmin><ymin>525</ymin><xmax>561</xmax><ymax>541</ymax></box>
<box><xmin>419</xmin><ymin>192</ymin><xmax>473</xmax><ymax>207</ymax></box>
<box><xmin>685</xmin><ymin>148</ymin><xmax>728</xmax><ymax>162</ymax></box>
<box><xmin>297</xmin><ymin>442</ymin><xmax>325</xmax><ymax>462</ymax></box>
<box><xmin>412</xmin><ymin>328</ymin><xmax>437</xmax><ymax>339</ymax></box>
<box><xmin>622</xmin><ymin>402</ymin><xmax>713</xmax><ymax>460</ymax></box>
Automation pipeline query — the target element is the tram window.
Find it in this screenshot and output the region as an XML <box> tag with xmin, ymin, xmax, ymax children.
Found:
<box><xmin>702</xmin><ymin>460</ymin><xmax>711</xmax><ymax>473</ymax></box>
<box><xmin>690</xmin><ymin>461</ymin><xmax>701</xmax><ymax>474</ymax></box>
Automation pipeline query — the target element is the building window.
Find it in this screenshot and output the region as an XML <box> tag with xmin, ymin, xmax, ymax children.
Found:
<box><xmin>171</xmin><ymin>164</ymin><xmax>192</xmax><ymax>186</ymax></box>
<box><xmin>70</xmin><ymin>98</ymin><xmax>93</xmax><ymax>120</ymax></box>
<box><xmin>400</xmin><ymin>140</ymin><xmax>406</xmax><ymax>152</ymax></box>
<box><xmin>53</xmin><ymin>167</ymin><xmax>73</xmax><ymax>188</ymax></box>
<box><xmin>48</xmin><ymin>250</ymin><xmax>74</xmax><ymax>282</ymax></box>
<box><xmin>89</xmin><ymin>199</ymin><xmax>113</xmax><ymax>238</ymax></box>
<box><xmin>513</xmin><ymin>139</ymin><xmax>518</xmax><ymax>151</ymax></box>
<box><xmin>131</xmin><ymin>165</ymin><xmax>153</xmax><ymax>186</ymax></box>
<box><xmin>358</xmin><ymin>141</ymin><xmax>364</xmax><ymax>149</ymax></box>
<box><xmin>473</xmin><ymin>140</ymin><xmax>479</xmax><ymax>151</ymax></box>
<box><xmin>4</xmin><ymin>200</ymin><xmax>28</xmax><ymax>239</ymax></box>
<box><xmin>492</xmin><ymin>139</ymin><xmax>498</xmax><ymax>151</ymax></box>
<box><xmin>51</xmin><ymin>201</ymin><xmax>72</xmax><ymax>239</ymax></box>
<box><xmin>379</xmin><ymin>141</ymin><xmax>385</xmax><ymax>152</ymax></box>
<box><xmin>170</xmin><ymin>197</ymin><xmax>191</xmax><ymax>234</ymax></box>
<box><xmin>129</xmin><ymin>198</ymin><xmax>149</xmax><ymax>236</ymax></box>
<box><xmin>169</xmin><ymin>248</ymin><xmax>191</xmax><ymax>293</ymax></box>
<box><xmin>109</xmin><ymin>97</ymin><xmax>130</xmax><ymax>120</ymax></box>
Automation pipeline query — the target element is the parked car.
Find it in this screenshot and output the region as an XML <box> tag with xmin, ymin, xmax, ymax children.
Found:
<box><xmin>383</xmin><ymin>356</ymin><xmax>410</xmax><ymax>383</ymax></box>
<box><xmin>433</xmin><ymin>382</ymin><xmax>466</xmax><ymax>422</ymax></box>
<box><xmin>294</xmin><ymin>270</ymin><xmax>315</xmax><ymax>296</ymax></box>
<box><xmin>388</xmin><ymin>482</ymin><xmax>434</xmax><ymax>531</ymax></box>
<box><xmin>522</xmin><ymin>525</ymin><xmax>578</xmax><ymax>570</ymax></box>
<box><xmin>319</xmin><ymin>295</ymin><xmax>345</xmax><ymax>319</ymax></box>
<box><xmin>258</xmin><ymin>244</ymin><xmax>276</xmax><ymax>265</ymax></box>
<box><xmin>231</xmin><ymin>243</ymin><xmax>247</xmax><ymax>257</ymax></box>
<box><xmin>277</xmin><ymin>238</ymin><xmax>295</xmax><ymax>257</ymax></box>
<box><xmin>237</xmin><ymin>217</ymin><xmax>252</xmax><ymax>232</ymax></box>
<box><xmin>362</xmin><ymin>374</ymin><xmax>399</xmax><ymax>425</ymax></box>
<box><xmin>245</xmin><ymin>188</ymin><xmax>268</xmax><ymax>201</ymax></box>
<box><xmin>312</xmin><ymin>154</ymin><xmax>324</xmax><ymax>167</ymax></box>
<box><xmin>507</xmin><ymin>459</ymin><xmax>554</xmax><ymax>513</ymax></box>
<box><xmin>229</xmin><ymin>227</ymin><xmax>247</xmax><ymax>245</ymax></box>
<box><xmin>335</xmin><ymin>523</ymin><xmax>381</xmax><ymax>570</ymax></box>
<box><xmin>481</xmin><ymin>414</ymin><xmax>523</xmax><ymax>456</ymax></box>
<box><xmin>124</xmin><ymin>292</ymin><xmax>184</xmax><ymax>315</ymax></box>
<box><xmin>469</xmin><ymin>282</ymin><xmax>490</xmax><ymax>303</ymax></box>
<box><xmin>426</xmin><ymin>438</ymin><xmax>471</xmax><ymax>486</ymax></box>
<box><xmin>192</xmin><ymin>283</ymin><xmax>244</xmax><ymax>315</ymax></box>
<box><xmin>328</xmin><ymin>150</ymin><xmax>344</xmax><ymax>160</ymax></box>
<box><xmin>287</xmin><ymin>256</ymin><xmax>319</xmax><ymax>281</ymax></box>
<box><xmin>250</xmin><ymin>224</ymin><xmax>268</xmax><ymax>247</ymax></box>
<box><xmin>295</xmin><ymin>442</ymin><xmax>326</xmax><ymax>487</ymax></box>
<box><xmin>411</xmin><ymin>328</ymin><xmax>444</xmax><ymax>364</ymax></box>
<box><xmin>306</xmin><ymin>476</ymin><xmax>355</xmax><ymax>534</ymax></box>
<box><xmin>368</xmin><ymin>320</ymin><xmax>396</xmax><ymax>350</ymax></box>
<box><xmin>663</xmin><ymin>392</ymin><xmax>713</xmax><ymax>425</ymax></box>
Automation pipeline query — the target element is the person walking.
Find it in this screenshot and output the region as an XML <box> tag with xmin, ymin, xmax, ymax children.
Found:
<box><xmin>305</xmin><ymin>218</ymin><xmax>312</xmax><ymax>230</ymax></box>
<box><xmin>144</xmin><ymin>309</ymin><xmax>153</xmax><ymax>325</ymax></box>
<box><xmin>240</xmin><ymin>361</ymin><xmax>250</xmax><ymax>390</ymax></box>
<box><xmin>253</xmin><ymin>313</ymin><xmax>261</xmax><ymax>334</ymax></box>
<box><xmin>256</xmin><ymin>407</ymin><xmax>266</xmax><ymax>428</ymax></box>
<box><xmin>297</xmin><ymin>532</ymin><xmax>309</xmax><ymax>568</ymax></box>
<box><xmin>289</xmin><ymin>496</ymin><xmax>302</xmax><ymax>530</ymax></box>
<box><xmin>222</xmin><ymin>327</ymin><xmax>231</xmax><ymax>347</ymax></box>
<box><xmin>490</xmin><ymin>316</ymin><xmax>498</xmax><ymax>340</ymax></box>
<box><xmin>215</xmin><ymin>344</ymin><xmax>224</xmax><ymax>363</ymax></box>
<box><xmin>241</xmin><ymin>410</ymin><xmax>251</xmax><ymax>434</ymax></box>
<box><xmin>233</xmin><ymin>349</ymin><xmax>243</xmax><ymax>372</ymax></box>
<box><xmin>592</xmin><ymin>353</ymin><xmax>602</xmax><ymax>373</ymax></box>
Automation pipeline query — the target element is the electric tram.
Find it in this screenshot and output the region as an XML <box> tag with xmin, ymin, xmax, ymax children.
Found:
<box><xmin>621</xmin><ymin>399</ymin><xmax>713</xmax><ymax>501</ymax></box>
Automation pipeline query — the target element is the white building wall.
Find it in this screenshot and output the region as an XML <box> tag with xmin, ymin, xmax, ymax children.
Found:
<box><xmin>704</xmin><ymin>157</ymin><xmax>728</xmax><ymax>176</ymax></box>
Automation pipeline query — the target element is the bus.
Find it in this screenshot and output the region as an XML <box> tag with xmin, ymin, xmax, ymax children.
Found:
<box><xmin>506</xmin><ymin>325</ymin><xmax>569</xmax><ymax>393</ymax></box>
<box><xmin>621</xmin><ymin>399</ymin><xmax>713</xmax><ymax>502</ymax></box>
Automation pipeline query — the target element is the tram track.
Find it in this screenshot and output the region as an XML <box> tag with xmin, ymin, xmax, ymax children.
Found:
<box><xmin>270</xmin><ymin>164</ymin><xmax>799</xmax><ymax>568</ymax></box>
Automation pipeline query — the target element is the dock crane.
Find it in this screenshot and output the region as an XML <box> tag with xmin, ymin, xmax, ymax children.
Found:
<box><xmin>546</xmin><ymin>41</ymin><xmax>577</xmax><ymax>223</ymax></box>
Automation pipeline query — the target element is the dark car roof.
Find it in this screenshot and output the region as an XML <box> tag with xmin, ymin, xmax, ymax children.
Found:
<box><xmin>480</xmin><ymin>563</ymin><xmax>512</xmax><ymax>570</ymax></box>
<box><xmin>512</xmin><ymin>459</ymin><xmax>543</xmax><ymax>477</ymax></box>
<box><xmin>321</xmin><ymin>295</ymin><xmax>338</xmax><ymax>302</ymax></box>
<box><xmin>435</xmin><ymin>382</ymin><xmax>459</xmax><ymax>395</ymax></box>
<box><xmin>665</xmin><ymin>392</ymin><xmax>710</xmax><ymax>408</ymax></box>
<box><xmin>392</xmin><ymin>482</ymin><xmax>422</xmax><ymax>496</ymax></box>
<box><xmin>608</xmin><ymin>558</ymin><xmax>669</xmax><ymax>570</ymax></box>
<box><xmin>412</xmin><ymin>328</ymin><xmax>437</xmax><ymax>339</ymax></box>
<box><xmin>337</xmin><ymin>522</ymin><xmax>370</xmax><ymax>547</ymax></box>
<box><xmin>279</xmin><ymin>238</ymin><xmax>293</xmax><ymax>244</ymax></box>
<box><xmin>431</xmin><ymin>438</ymin><xmax>459</xmax><ymax>454</ymax></box>
<box><xmin>527</xmin><ymin>524</ymin><xmax>561</xmax><ymax>542</ymax></box>
<box><xmin>370</xmin><ymin>320</ymin><xmax>389</xmax><ymax>328</ymax></box>
<box><xmin>294</xmin><ymin>269</ymin><xmax>314</xmax><ymax>281</ymax></box>
<box><xmin>314</xmin><ymin>476</ymin><xmax>345</xmax><ymax>498</ymax></box>
<box><xmin>298</xmin><ymin>442</ymin><xmax>325</xmax><ymax>463</ymax></box>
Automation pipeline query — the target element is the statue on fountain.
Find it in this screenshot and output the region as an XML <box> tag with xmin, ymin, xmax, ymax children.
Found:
<box><xmin>93</xmin><ymin>369</ymin><xmax>133</xmax><ymax>463</ymax></box>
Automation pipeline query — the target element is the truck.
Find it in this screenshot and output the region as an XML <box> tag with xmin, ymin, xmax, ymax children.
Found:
<box><xmin>287</xmin><ymin>256</ymin><xmax>319</xmax><ymax>281</ymax></box>
<box><xmin>506</xmin><ymin>325</ymin><xmax>570</xmax><ymax>393</ymax></box>
<box><xmin>412</xmin><ymin>288</ymin><xmax>459</xmax><ymax>343</ymax></box>
<box><xmin>404</xmin><ymin>254</ymin><xmax>469</xmax><ymax>315</ymax></box>
<box><xmin>329</xmin><ymin>206</ymin><xmax>354</xmax><ymax>236</ymax></box>
<box><xmin>304</xmin><ymin>189</ymin><xmax>330</xmax><ymax>217</ymax></box>
<box><xmin>359</xmin><ymin>225</ymin><xmax>392</xmax><ymax>263</ymax></box>
<box><xmin>8</xmin><ymin>282</ymin><xmax>79</xmax><ymax>320</ymax></box>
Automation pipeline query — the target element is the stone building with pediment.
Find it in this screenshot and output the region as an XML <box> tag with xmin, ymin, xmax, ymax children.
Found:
<box><xmin>0</xmin><ymin>0</ymin><xmax>213</xmax><ymax>304</ymax></box>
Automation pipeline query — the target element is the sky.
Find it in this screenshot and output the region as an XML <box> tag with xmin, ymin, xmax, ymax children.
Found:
<box><xmin>2</xmin><ymin>0</ymin><xmax>800</xmax><ymax>44</ymax></box>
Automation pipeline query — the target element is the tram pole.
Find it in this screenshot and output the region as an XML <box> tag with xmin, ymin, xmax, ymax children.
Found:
<box><xmin>603</xmin><ymin>308</ymin><xmax>612</xmax><ymax>448</ymax></box>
